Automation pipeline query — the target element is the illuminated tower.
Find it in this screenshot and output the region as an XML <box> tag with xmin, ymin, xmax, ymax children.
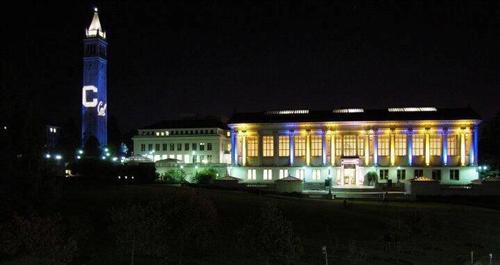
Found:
<box><xmin>82</xmin><ymin>7</ymin><xmax>108</xmax><ymax>147</ymax></box>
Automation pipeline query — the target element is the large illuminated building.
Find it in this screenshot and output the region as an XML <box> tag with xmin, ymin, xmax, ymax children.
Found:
<box><xmin>227</xmin><ymin>107</ymin><xmax>480</xmax><ymax>186</ymax></box>
<box><xmin>81</xmin><ymin>8</ymin><xmax>108</xmax><ymax>147</ymax></box>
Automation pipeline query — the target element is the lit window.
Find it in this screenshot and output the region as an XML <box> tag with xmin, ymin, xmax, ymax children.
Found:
<box><xmin>430</xmin><ymin>135</ymin><xmax>442</xmax><ymax>156</ymax></box>
<box><xmin>378</xmin><ymin>136</ymin><xmax>389</xmax><ymax>156</ymax></box>
<box><xmin>335</xmin><ymin>136</ymin><xmax>342</xmax><ymax>156</ymax></box>
<box><xmin>279</xmin><ymin>169</ymin><xmax>289</xmax><ymax>179</ymax></box>
<box><xmin>176</xmin><ymin>154</ymin><xmax>182</xmax><ymax>161</ymax></box>
<box><xmin>413</xmin><ymin>135</ymin><xmax>424</xmax><ymax>156</ymax></box>
<box><xmin>312</xmin><ymin>169</ymin><xmax>321</xmax><ymax>181</ymax></box>
<box><xmin>199</xmin><ymin>143</ymin><xmax>205</xmax><ymax>151</ymax></box>
<box><xmin>295</xmin><ymin>169</ymin><xmax>305</xmax><ymax>180</ymax></box>
<box><xmin>279</xmin><ymin>136</ymin><xmax>290</xmax><ymax>157</ymax></box>
<box><xmin>247</xmin><ymin>136</ymin><xmax>258</xmax><ymax>157</ymax></box>
<box><xmin>247</xmin><ymin>169</ymin><xmax>256</xmax><ymax>180</ymax></box>
<box><xmin>343</xmin><ymin>135</ymin><xmax>357</xmax><ymax>156</ymax></box>
<box><xmin>155</xmin><ymin>132</ymin><xmax>160</xmax><ymax>136</ymax></box>
<box><xmin>357</xmin><ymin>136</ymin><xmax>364</xmax><ymax>156</ymax></box>
<box><xmin>184</xmin><ymin>155</ymin><xmax>190</xmax><ymax>163</ymax></box>
<box><xmin>263</xmin><ymin>136</ymin><xmax>274</xmax><ymax>157</ymax></box>
<box><xmin>263</xmin><ymin>169</ymin><xmax>273</xmax><ymax>180</ymax></box>
<box><xmin>294</xmin><ymin>135</ymin><xmax>306</xmax><ymax>157</ymax></box>
<box><xmin>310</xmin><ymin>135</ymin><xmax>322</xmax><ymax>156</ymax></box>
<box><xmin>448</xmin><ymin>135</ymin><xmax>457</xmax><ymax>156</ymax></box>
<box><xmin>395</xmin><ymin>135</ymin><xmax>407</xmax><ymax>156</ymax></box>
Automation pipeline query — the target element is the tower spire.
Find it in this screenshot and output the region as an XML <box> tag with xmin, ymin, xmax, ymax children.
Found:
<box><xmin>86</xmin><ymin>7</ymin><xmax>106</xmax><ymax>39</ymax></box>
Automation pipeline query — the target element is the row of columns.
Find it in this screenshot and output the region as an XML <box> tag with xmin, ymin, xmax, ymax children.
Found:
<box><xmin>230</xmin><ymin>126</ymin><xmax>478</xmax><ymax>167</ymax></box>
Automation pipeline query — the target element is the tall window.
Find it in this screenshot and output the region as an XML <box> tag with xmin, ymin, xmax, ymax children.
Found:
<box><xmin>148</xmin><ymin>144</ymin><xmax>153</xmax><ymax>151</ymax></box>
<box><xmin>379</xmin><ymin>169</ymin><xmax>389</xmax><ymax>180</ymax></box>
<box><xmin>177</xmin><ymin>143</ymin><xmax>182</xmax><ymax>151</ymax></box>
<box><xmin>395</xmin><ymin>135</ymin><xmax>407</xmax><ymax>156</ymax></box>
<box><xmin>397</xmin><ymin>169</ymin><xmax>406</xmax><ymax>180</ymax></box>
<box><xmin>312</xmin><ymin>169</ymin><xmax>321</xmax><ymax>181</ymax></box>
<box><xmin>279</xmin><ymin>169</ymin><xmax>289</xmax><ymax>179</ymax></box>
<box><xmin>263</xmin><ymin>169</ymin><xmax>273</xmax><ymax>180</ymax></box>
<box><xmin>294</xmin><ymin>135</ymin><xmax>306</xmax><ymax>157</ymax></box>
<box><xmin>247</xmin><ymin>136</ymin><xmax>258</xmax><ymax>157</ymax></box>
<box><xmin>263</xmin><ymin>136</ymin><xmax>274</xmax><ymax>157</ymax></box>
<box><xmin>335</xmin><ymin>136</ymin><xmax>342</xmax><ymax>156</ymax></box>
<box><xmin>155</xmin><ymin>144</ymin><xmax>160</xmax><ymax>151</ymax></box>
<box><xmin>357</xmin><ymin>136</ymin><xmax>365</xmax><ymax>156</ymax></box>
<box><xmin>311</xmin><ymin>135</ymin><xmax>322</xmax><ymax>156</ymax></box>
<box><xmin>432</xmin><ymin>170</ymin><xmax>441</xmax><ymax>181</ymax></box>
<box><xmin>378</xmin><ymin>135</ymin><xmax>389</xmax><ymax>156</ymax></box>
<box><xmin>207</xmin><ymin>143</ymin><xmax>212</xmax><ymax>151</ymax></box>
<box><xmin>295</xmin><ymin>169</ymin><xmax>305</xmax><ymax>180</ymax></box>
<box><xmin>247</xmin><ymin>169</ymin><xmax>256</xmax><ymax>180</ymax></box>
<box><xmin>141</xmin><ymin>144</ymin><xmax>145</xmax><ymax>152</ymax></box>
<box><xmin>163</xmin><ymin>144</ymin><xmax>168</xmax><ymax>151</ymax></box>
<box><xmin>278</xmin><ymin>136</ymin><xmax>290</xmax><ymax>157</ymax></box>
<box><xmin>430</xmin><ymin>135</ymin><xmax>442</xmax><ymax>156</ymax></box>
<box><xmin>413</xmin><ymin>135</ymin><xmax>424</xmax><ymax>156</ymax></box>
<box><xmin>450</xmin><ymin>169</ymin><xmax>460</xmax><ymax>180</ymax></box>
<box><xmin>448</xmin><ymin>135</ymin><xmax>457</xmax><ymax>156</ymax></box>
<box><xmin>343</xmin><ymin>135</ymin><xmax>357</xmax><ymax>156</ymax></box>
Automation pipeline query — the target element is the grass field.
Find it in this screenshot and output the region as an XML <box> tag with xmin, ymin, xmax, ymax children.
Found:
<box><xmin>4</xmin><ymin>184</ymin><xmax>499</xmax><ymax>265</ymax></box>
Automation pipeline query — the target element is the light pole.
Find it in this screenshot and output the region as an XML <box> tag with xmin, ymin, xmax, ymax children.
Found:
<box><xmin>322</xmin><ymin>246</ymin><xmax>328</xmax><ymax>265</ymax></box>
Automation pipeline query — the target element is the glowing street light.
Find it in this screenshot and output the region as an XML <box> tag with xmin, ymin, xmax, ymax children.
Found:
<box><xmin>55</xmin><ymin>154</ymin><xmax>62</xmax><ymax>160</ymax></box>
<box><xmin>45</xmin><ymin>154</ymin><xmax>51</xmax><ymax>159</ymax></box>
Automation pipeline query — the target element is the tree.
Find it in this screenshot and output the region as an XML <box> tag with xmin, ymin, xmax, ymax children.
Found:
<box><xmin>161</xmin><ymin>168</ymin><xmax>187</xmax><ymax>184</ymax></box>
<box><xmin>193</xmin><ymin>167</ymin><xmax>218</xmax><ymax>184</ymax></box>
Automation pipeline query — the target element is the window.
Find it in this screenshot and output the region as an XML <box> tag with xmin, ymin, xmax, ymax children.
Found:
<box><xmin>247</xmin><ymin>136</ymin><xmax>258</xmax><ymax>157</ymax></box>
<box><xmin>414</xmin><ymin>169</ymin><xmax>424</xmax><ymax>177</ymax></box>
<box><xmin>448</xmin><ymin>135</ymin><xmax>457</xmax><ymax>156</ymax></box>
<box><xmin>413</xmin><ymin>135</ymin><xmax>424</xmax><ymax>156</ymax></box>
<box><xmin>263</xmin><ymin>169</ymin><xmax>273</xmax><ymax>180</ymax></box>
<box><xmin>279</xmin><ymin>136</ymin><xmax>290</xmax><ymax>157</ymax></box>
<box><xmin>207</xmin><ymin>143</ymin><xmax>212</xmax><ymax>151</ymax></box>
<box><xmin>450</xmin><ymin>169</ymin><xmax>460</xmax><ymax>180</ymax></box>
<box><xmin>395</xmin><ymin>135</ymin><xmax>407</xmax><ymax>156</ymax></box>
<box><xmin>184</xmin><ymin>155</ymin><xmax>190</xmax><ymax>163</ymax></box>
<box><xmin>430</xmin><ymin>135</ymin><xmax>442</xmax><ymax>156</ymax></box>
<box><xmin>432</xmin><ymin>170</ymin><xmax>441</xmax><ymax>181</ymax></box>
<box><xmin>148</xmin><ymin>144</ymin><xmax>153</xmax><ymax>151</ymax></box>
<box><xmin>279</xmin><ymin>169</ymin><xmax>289</xmax><ymax>179</ymax></box>
<box><xmin>176</xmin><ymin>154</ymin><xmax>182</xmax><ymax>161</ymax></box>
<box><xmin>295</xmin><ymin>169</ymin><xmax>305</xmax><ymax>180</ymax></box>
<box><xmin>378</xmin><ymin>136</ymin><xmax>389</xmax><ymax>156</ymax></box>
<box><xmin>200</xmin><ymin>143</ymin><xmax>205</xmax><ymax>151</ymax></box>
<box><xmin>185</xmin><ymin>143</ymin><xmax>190</xmax><ymax>151</ymax></box>
<box><xmin>177</xmin><ymin>143</ymin><xmax>182</xmax><ymax>151</ymax></box>
<box><xmin>169</xmin><ymin>144</ymin><xmax>175</xmax><ymax>151</ymax></box>
<box><xmin>155</xmin><ymin>144</ymin><xmax>160</xmax><ymax>151</ymax></box>
<box><xmin>312</xmin><ymin>169</ymin><xmax>321</xmax><ymax>181</ymax></box>
<box><xmin>207</xmin><ymin>155</ymin><xmax>213</xmax><ymax>162</ymax></box>
<box><xmin>163</xmin><ymin>144</ymin><xmax>168</xmax><ymax>151</ymax></box>
<box><xmin>294</xmin><ymin>135</ymin><xmax>306</xmax><ymax>157</ymax></box>
<box><xmin>140</xmin><ymin>144</ymin><xmax>145</xmax><ymax>152</ymax></box>
<box><xmin>192</xmin><ymin>155</ymin><xmax>197</xmax><ymax>163</ymax></box>
<box><xmin>263</xmin><ymin>136</ymin><xmax>274</xmax><ymax>157</ymax></box>
<box><xmin>335</xmin><ymin>136</ymin><xmax>342</xmax><ymax>156</ymax></box>
<box><xmin>311</xmin><ymin>135</ymin><xmax>322</xmax><ymax>156</ymax></box>
<box><xmin>343</xmin><ymin>135</ymin><xmax>357</xmax><ymax>156</ymax></box>
<box><xmin>379</xmin><ymin>169</ymin><xmax>389</xmax><ymax>180</ymax></box>
<box><xmin>192</xmin><ymin>143</ymin><xmax>197</xmax><ymax>151</ymax></box>
<box><xmin>247</xmin><ymin>169</ymin><xmax>256</xmax><ymax>180</ymax></box>
<box><xmin>357</xmin><ymin>136</ymin><xmax>364</xmax><ymax>156</ymax></box>
<box><xmin>397</xmin><ymin>169</ymin><xmax>406</xmax><ymax>180</ymax></box>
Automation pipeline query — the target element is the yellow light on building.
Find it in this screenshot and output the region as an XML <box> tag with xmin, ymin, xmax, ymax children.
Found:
<box><xmin>242</xmin><ymin>134</ymin><xmax>247</xmax><ymax>166</ymax></box>
<box><xmin>390</xmin><ymin>133</ymin><xmax>395</xmax><ymax>166</ymax></box>
<box><xmin>330</xmin><ymin>133</ymin><xmax>335</xmax><ymax>166</ymax></box>
<box><xmin>425</xmin><ymin>131</ymin><xmax>430</xmax><ymax>166</ymax></box>
<box><xmin>364</xmin><ymin>134</ymin><xmax>369</xmax><ymax>165</ymax></box>
<box><xmin>460</xmin><ymin>132</ymin><xmax>466</xmax><ymax>166</ymax></box>
<box><xmin>306</xmin><ymin>134</ymin><xmax>311</xmax><ymax>166</ymax></box>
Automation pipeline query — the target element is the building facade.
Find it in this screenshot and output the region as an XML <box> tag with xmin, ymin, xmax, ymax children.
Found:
<box><xmin>228</xmin><ymin>107</ymin><xmax>480</xmax><ymax>186</ymax></box>
<box><xmin>81</xmin><ymin>8</ymin><xmax>108</xmax><ymax>147</ymax></box>
<box><xmin>132</xmin><ymin>119</ymin><xmax>231</xmax><ymax>165</ymax></box>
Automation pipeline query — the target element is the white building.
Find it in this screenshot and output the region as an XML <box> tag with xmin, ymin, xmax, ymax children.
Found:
<box><xmin>132</xmin><ymin>119</ymin><xmax>231</xmax><ymax>165</ymax></box>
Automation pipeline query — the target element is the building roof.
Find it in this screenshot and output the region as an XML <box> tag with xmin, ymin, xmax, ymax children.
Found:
<box><xmin>228</xmin><ymin>107</ymin><xmax>481</xmax><ymax>124</ymax></box>
<box><xmin>141</xmin><ymin>119</ymin><xmax>228</xmax><ymax>130</ymax></box>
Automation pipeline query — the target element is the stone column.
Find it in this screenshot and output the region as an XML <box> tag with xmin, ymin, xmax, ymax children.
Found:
<box><xmin>258</xmin><ymin>132</ymin><xmax>263</xmax><ymax>166</ymax></box>
<box><xmin>231</xmin><ymin>129</ymin><xmax>237</xmax><ymax>166</ymax></box>
<box><xmin>306</xmin><ymin>131</ymin><xmax>311</xmax><ymax>166</ymax></box>
<box><xmin>442</xmin><ymin>128</ymin><xmax>448</xmax><ymax>166</ymax></box>
<box><xmin>373</xmin><ymin>129</ymin><xmax>379</xmax><ymax>166</ymax></box>
<box><xmin>470</xmin><ymin>126</ymin><xmax>478</xmax><ymax>166</ymax></box>
<box><xmin>407</xmin><ymin>129</ymin><xmax>413</xmax><ymax>166</ymax></box>
<box><xmin>242</xmin><ymin>133</ymin><xmax>247</xmax><ymax>166</ymax></box>
<box><xmin>424</xmin><ymin>129</ymin><xmax>430</xmax><ymax>166</ymax></box>
<box><xmin>460</xmin><ymin>130</ymin><xmax>466</xmax><ymax>166</ymax></box>
<box><xmin>390</xmin><ymin>130</ymin><xmax>395</xmax><ymax>166</ymax></box>
<box><xmin>331</xmin><ymin>133</ymin><xmax>335</xmax><ymax>166</ymax></box>
<box><xmin>322</xmin><ymin>130</ymin><xmax>327</xmax><ymax>166</ymax></box>
<box><xmin>364</xmin><ymin>133</ymin><xmax>369</xmax><ymax>166</ymax></box>
<box><xmin>273</xmin><ymin>132</ymin><xmax>279</xmax><ymax>165</ymax></box>
<box><xmin>289</xmin><ymin>130</ymin><xmax>295</xmax><ymax>166</ymax></box>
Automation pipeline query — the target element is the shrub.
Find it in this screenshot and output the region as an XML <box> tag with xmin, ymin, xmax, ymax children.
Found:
<box><xmin>161</xmin><ymin>168</ymin><xmax>187</xmax><ymax>184</ymax></box>
<box><xmin>193</xmin><ymin>167</ymin><xmax>218</xmax><ymax>184</ymax></box>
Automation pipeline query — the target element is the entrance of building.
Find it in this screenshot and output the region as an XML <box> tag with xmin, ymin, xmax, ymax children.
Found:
<box><xmin>343</xmin><ymin>164</ymin><xmax>356</xmax><ymax>185</ymax></box>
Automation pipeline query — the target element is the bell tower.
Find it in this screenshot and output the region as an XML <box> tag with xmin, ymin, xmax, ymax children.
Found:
<box><xmin>82</xmin><ymin>7</ymin><xmax>108</xmax><ymax>147</ymax></box>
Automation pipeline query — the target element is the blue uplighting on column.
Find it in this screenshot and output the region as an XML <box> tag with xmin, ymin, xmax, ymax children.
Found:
<box><xmin>322</xmin><ymin>131</ymin><xmax>327</xmax><ymax>165</ymax></box>
<box><xmin>289</xmin><ymin>130</ymin><xmax>295</xmax><ymax>166</ymax></box>
<box><xmin>373</xmin><ymin>129</ymin><xmax>378</xmax><ymax>166</ymax></box>
<box><xmin>471</xmin><ymin>126</ymin><xmax>478</xmax><ymax>165</ymax></box>
<box><xmin>230</xmin><ymin>130</ymin><xmax>237</xmax><ymax>166</ymax></box>
<box><xmin>442</xmin><ymin>129</ymin><xmax>448</xmax><ymax>166</ymax></box>
<box><xmin>407</xmin><ymin>130</ymin><xmax>413</xmax><ymax>166</ymax></box>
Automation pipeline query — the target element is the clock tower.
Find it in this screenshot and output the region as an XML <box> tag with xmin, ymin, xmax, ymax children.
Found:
<box><xmin>82</xmin><ymin>7</ymin><xmax>108</xmax><ymax>147</ymax></box>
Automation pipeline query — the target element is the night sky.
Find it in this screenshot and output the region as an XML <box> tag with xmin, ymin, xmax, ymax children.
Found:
<box><xmin>4</xmin><ymin>1</ymin><xmax>500</xmax><ymax>131</ymax></box>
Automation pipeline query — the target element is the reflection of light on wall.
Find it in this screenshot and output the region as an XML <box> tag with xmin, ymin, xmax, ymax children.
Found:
<box><xmin>332</xmin><ymin>108</ymin><xmax>364</xmax><ymax>113</ymax></box>
<box><xmin>460</xmin><ymin>132</ymin><xmax>466</xmax><ymax>166</ymax></box>
<box><xmin>390</xmin><ymin>133</ymin><xmax>395</xmax><ymax>166</ymax></box>
<box><xmin>425</xmin><ymin>132</ymin><xmax>430</xmax><ymax>166</ymax></box>
<box><xmin>388</xmin><ymin>107</ymin><xmax>437</xmax><ymax>112</ymax></box>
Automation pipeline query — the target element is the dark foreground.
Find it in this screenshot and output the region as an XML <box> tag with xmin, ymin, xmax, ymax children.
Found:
<box><xmin>1</xmin><ymin>184</ymin><xmax>500</xmax><ymax>265</ymax></box>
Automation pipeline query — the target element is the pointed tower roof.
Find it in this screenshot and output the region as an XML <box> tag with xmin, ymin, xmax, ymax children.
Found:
<box><xmin>86</xmin><ymin>7</ymin><xmax>106</xmax><ymax>39</ymax></box>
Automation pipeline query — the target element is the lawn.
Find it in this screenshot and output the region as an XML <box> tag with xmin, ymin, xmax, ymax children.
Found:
<box><xmin>4</xmin><ymin>184</ymin><xmax>500</xmax><ymax>265</ymax></box>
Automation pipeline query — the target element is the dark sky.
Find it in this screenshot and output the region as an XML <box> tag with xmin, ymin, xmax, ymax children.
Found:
<box><xmin>4</xmin><ymin>1</ymin><xmax>500</xmax><ymax>131</ymax></box>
